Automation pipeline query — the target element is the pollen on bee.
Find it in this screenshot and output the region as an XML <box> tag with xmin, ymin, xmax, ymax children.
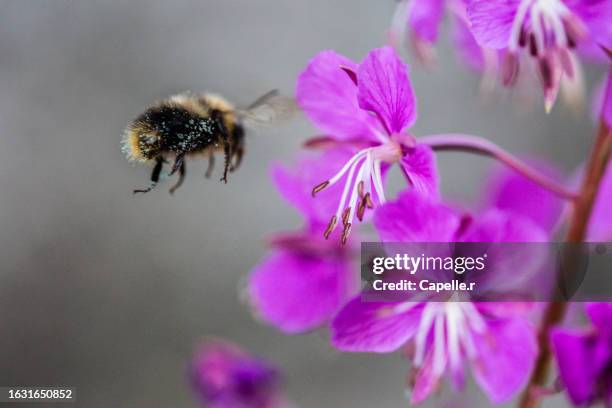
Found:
<box><xmin>121</xmin><ymin>128</ymin><xmax>144</xmax><ymax>162</ymax></box>
<box><xmin>121</xmin><ymin>122</ymin><xmax>159</xmax><ymax>163</ymax></box>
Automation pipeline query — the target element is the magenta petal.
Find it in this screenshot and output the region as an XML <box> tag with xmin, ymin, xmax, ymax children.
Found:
<box><xmin>297</xmin><ymin>50</ymin><xmax>378</xmax><ymax>142</ymax></box>
<box><xmin>552</xmin><ymin>303</ymin><xmax>612</xmax><ymax>406</ymax></box>
<box><xmin>467</xmin><ymin>0</ymin><xmax>519</xmax><ymax>49</ymax></box>
<box><xmin>472</xmin><ymin>317</ymin><xmax>537</xmax><ymax>404</ymax></box>
<box><xmin>551</xmin><ymin>328</ymin><xmax>598</xmax><ymax>405</ymax></box>
<box><xmin>483</xmin><ymin>160</ymin><xmax>565</xmax><ymax>234</ymax></box>
<box><xmin>410</xmin><ymin>348</ymin><xmax>443</xmax><ymax>404</ymax></box>
<box><xmin>331</xmin><ymin>297</ymin><xmax>424</xmax><ymax>352</ymax></box>
<box><xmin>568</xmin><ymin>0</ymin><xmax>612</xmax><ymax>51</ymax></box>
<box><xmin>459</xmin><ymin>210</ymin><xmax>550</xmax><ymax>294</ymax></box>
<box><xmin>248</xmin><ymin>251</ymin><xmax>353</xmax><ymax>334</ymax></box>
<box><xmin>407</xmin><ymin>0</ymin><xmax>445</xmax><ymax>43</ymax></box>
<box><xmin>400</xmin><ymin>144</ymin><xmax>440</xmax><ymax>199</ymax></box>
<box><xmin>374</xmin><ymin>189</ymin><xmax>461</xmax><ymax>242</ymax></box>
<box><xmin>585</xmin><ymin>302</ymin><xmax>612</xmax><ymax>334</ymax></box>
<box><xmin>357</xmin><ymin>46</ymin><xmax>417</xmax><ymax>133</ymax></box>
<box><xmin>460</xmin><ymin>209</ymin><xmax>548</xmax><ymax>243</ymax></box>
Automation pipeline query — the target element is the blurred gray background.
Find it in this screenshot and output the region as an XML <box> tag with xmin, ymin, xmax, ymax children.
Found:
<box><xmin>0</xmin><ymin>1</ymin><xmax>604</xmax><ymax>407</ymax></box>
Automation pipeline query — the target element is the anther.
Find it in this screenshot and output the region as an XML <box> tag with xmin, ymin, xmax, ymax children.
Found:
<box><xmin>539</xmin><ymin>58</ymin><xmax>553</xmax><ymax>89</ymax></box>
<box><xmin>529</xmin><ymin>34</ymin><xmax>538</xmax><ymax>56</ymax></box>
<box><xmin>324</xmin><ymin>216</ymin><xmax>337</xmax><ymax>239</ymax></box>
<box><xmin>358</xmin><ymin>181</ymin><xmax>365</xmax><ymax>198</ymax></box>
<box><xmin>341</xmin><ymin>223</ymin><xmax>352</xmax><ymax>245</ymax></box>
<box><xmin>342</xmin><ymin>207</ymin><xmax>351</xmax><ymax>225</ymax></box>
<box><xmin>365</xmin><ymin>192</ymin><xmax>374</xmax><ymax>209</ymax></box>
<box><xmin>312</xmin><ymin>181</ymin><xmax>330</xmax><ymax>197</ymax></box>
<box><xmin>518</xmin><ymin>28</ymin><xmax>527</xmax><ymax>47</ymax></box>
<box><xmin>357</xmin><ymin>198</ymin><xmax>367</xmax><ymax>221</ymax></box>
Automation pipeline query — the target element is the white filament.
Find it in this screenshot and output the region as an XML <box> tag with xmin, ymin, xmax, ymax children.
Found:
<box><xmin>411</xmin><ymin>302</ymin><xmax>488</xmax><ymax>378</ymax></box>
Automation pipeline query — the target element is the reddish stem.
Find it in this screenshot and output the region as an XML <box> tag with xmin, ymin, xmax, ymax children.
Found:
<box><xmin>420</xmin><ymin>134</ymin><xmax>578</xmax><ymax>201</ymax></box>
<box><xmin>518</xmin><ymin>120</ymin><xmax>612</xmax><ymax>408</ymax></box>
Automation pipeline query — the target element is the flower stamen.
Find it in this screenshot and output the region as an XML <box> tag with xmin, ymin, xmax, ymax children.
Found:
<box><xmin>324</xmin><ymin>215</ymin><xmax>337</xmax><ymax>239</ymax></box>
<box><xmin>313</xmin><ymin>141</ymin><xmax>402</xmax><ymax>242</ymax></box>
<box><xmin>503</xmin><ymin>0</ymin><xmax>586</xmax><ymax>111</ymax></box>
<box><xmin>342</xmin><ymin>207</ymin><xmax>351</xmax><ymax>225</ymax></box>
<box><xmin>341</xmin><ymin>223</ymin><xmax>352</xmax><ymax>245</ymax></box>
<box><xmin>411</xmin><ymin>302</ymin><xmax>488</xmax><ymax>380</ymax></box>
<box><xmin>312</xmin><ymin>181</ymin><xmax>329</xmax><ymax>196</ymax></box>
<box><xmin>357</xmin><ymin>197</ymin><xmax>367</xmax><ymax>221</ymax></box>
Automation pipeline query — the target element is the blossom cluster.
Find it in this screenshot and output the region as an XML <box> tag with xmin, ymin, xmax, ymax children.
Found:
<box><xmin>192</xmin><ymin>1</ymin><xmax>612</xmax><ymax>407</ymax></box>
<box><xmin>245</xmin><ymin>37</ymin><xmax>612</xmax><ymax>408</ymax></box>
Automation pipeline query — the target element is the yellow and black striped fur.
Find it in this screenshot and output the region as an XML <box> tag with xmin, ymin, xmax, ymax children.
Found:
<box><xmin>122</xmin><ymin>93</ymin><xmax>245</xmax><ymax>194</ymax></box>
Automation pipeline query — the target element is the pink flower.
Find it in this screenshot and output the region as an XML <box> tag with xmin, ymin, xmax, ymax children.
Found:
<box><xmin>297</xmin><ymin>46</ymin><xmax>440</xmax><ymax>243</ymax></box>
<box><xmin>390</xmin><ymin>0</ymin><xmax>501</xmax><ymax>82</ymax></box>
<box><xmin>389</xmin><ymin>0</ymin><xmax>446</xmax><ymax>65</ymax></box>
<box><xmin>467</xmin><ymin>0</ymin><xmax>612</xmax><ymax>111</ymax></box>
<box><xmin>482</xmin><ymin>158</ymin><xmax>565</xmax><ymax>233</ymax></box>
<box><xmin>247</xmin><ymin>152</ymin><xmax>359</xmax><ymax>333</ymax></box>
<box><xmin>331</xmin><ymin>189</ymin><xmax>547</xmax><ymax>404</ymax></box>
<box><xmin>551</xmin><ymin>303</ymin><xmax>612</xmax><ymax>406</ymax></box>
<box><xmin>190</xmin><ymin>339</ymin><xmax>290</xmax><ymax>408</ymax></box>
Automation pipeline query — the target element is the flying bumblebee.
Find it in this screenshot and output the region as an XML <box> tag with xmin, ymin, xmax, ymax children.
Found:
<box><xmin>122</xmin><ymin>90</ymin><xmax>295</xmax><ymax>194</ymax></box>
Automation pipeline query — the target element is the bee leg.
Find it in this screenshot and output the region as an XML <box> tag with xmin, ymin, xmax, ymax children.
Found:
<box><xmin>169</xmin><ymin>152</ymin><xmax>185</xmax><ymax>176</ymax></box>
<box><xmin>169</xmin><ymin>160</ymin><xmax>186</xmax><ymax>195</ymax></box>
<box><xmin>133</xmin><ymin>157</ymin><xmax>163</xmax><ymax>194</ymax></box>
<box><xmin>212</xmin><ymin>110</ymin><xmax>232</xmax><ymax>184</ymax></box>
<box><xmin>205</xmin><ymin>151</ymin><xmax>215</xmax><ymax>178</ymax></box>
<box><xmin>221</xmin><ymin>142</ymin><xmax>230</xmax><ymax>183</ymax></box>
<box><xmin>231</xmin><ymin>146</ymin><xmax>244</xmax><ymax>172</ymax></box>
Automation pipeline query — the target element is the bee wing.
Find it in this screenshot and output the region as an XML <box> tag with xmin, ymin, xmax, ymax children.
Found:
<box><xmin>238</xmin><ymin>90</ymin><xmax>298</xmax><ymax>127</ymax></box>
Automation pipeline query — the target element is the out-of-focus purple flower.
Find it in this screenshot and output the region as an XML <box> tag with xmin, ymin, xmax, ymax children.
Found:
<box><xmin>551</xmin><ymin>303</ymin><xmax>612</xmax><ymax>406</ymax></box>
<box><xmin>331</xmin><ymin>190</ymin><xmax>543</xmax><ymax>404</ymax></box>
<box><xmin>297</xmin><ymin>46</ymin><xmax>441</xmax><ymax>243</ymax></box>
<box><xmin>468</xmin><ymin>0</ymin><xmax>612</xmax><ymax>112</ymax></box>
<box><xmin>390</xmin><ymin>0</ymin><xmax>501</xmax><ymax>86</ymax></box>
<box><xmin>247</xmin><ymin>154</ymin><xmax>358</xmax><ymax>333</ymax></box>
<box><xmin>483</xmin><ymin>159</ymin><xmax>565</xmax><ymax>234</ymax></box>
<box><xmin>190</xmin><ymin>339</ymin><xmax>289</xmax><ymax>408</ymax></box>
<box><xmin>389</xmin><ymin>0</ymin><xmax>445</xmax><ymax>65</ymax></box>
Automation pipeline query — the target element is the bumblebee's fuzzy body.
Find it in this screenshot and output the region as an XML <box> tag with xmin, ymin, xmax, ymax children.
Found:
<box><xmin>122</xmin><ymin>93</ymin><xmax>245</xmax><ymax>193</ymax></box>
